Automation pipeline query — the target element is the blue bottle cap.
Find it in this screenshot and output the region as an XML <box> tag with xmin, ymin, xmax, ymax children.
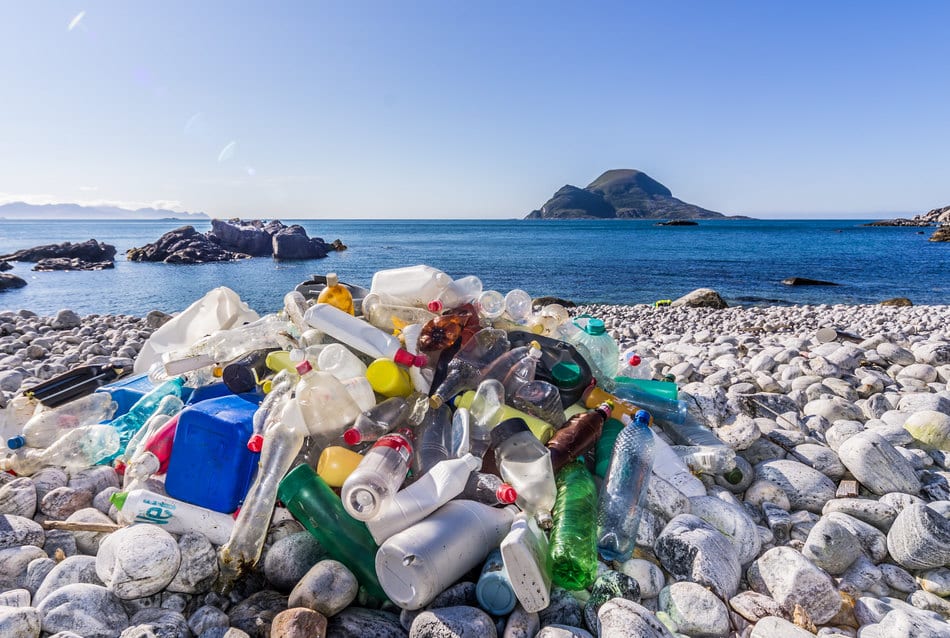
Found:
<box><xmin>7</xmin><ymin>436</ymin><xmax>25</xmax><ymax>450</ymax></box>
<box><xmin>476</xmin><ymin>572</ymin><xmax>517</xmax><ymax>615</ymax></box>
<box><xmin>634</xmin><ymin>410</ymin><xmax>651</xmax><ymax>427</ymax></box>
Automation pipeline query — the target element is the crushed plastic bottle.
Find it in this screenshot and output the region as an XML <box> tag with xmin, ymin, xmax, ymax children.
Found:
<box><xmin>8</xmin><ymin>391</ymin><xmax>118</xmax><ymax>450</ymax></box>
<box><xmin>429</xmin><ymin>328</ymin><xmax>510</xmax><ymax>408</ymax></box>
<box><xmin>247</xmin><ymin>369</ymin><xmax>295</xmax><ymax>452</ymax></box>
<box><xmin>293</xmin><ymin>361</ymin><xmax>361</xmax><ymax>447</ymax></box>
<box><xmin>361</xmin><ymin>293</ymin><xmax>437</xmax><ymax>333</ymax></box>
<box><xmin>482</xmin><ymin>341</ymin><xmax>542</xmax><ymax>397</ymax></box>
<box><xmin>616</xmin><ymin>347</ymin><xmax>653</xmax><ymax>380</ymax></box>
<box><xmin>0</xmin><ymin>424</ymin><xmax>121</xmax><ymax>476</ymax></box>
<box><xmin>344</xmin><ymin>397</ymin><xmax>412</xmax><ymax>446</ymax></box>
<box><xmin>105</xmin><ymin>377</ymin><xmax>185</xmax><ymax>463</ymax></box>
<box><xmin>491</xmin><ymin>417</ymin><xmax>557</xmax><ymax>530</ymax></box>
<box><xmin>511</xmin><ymin>381</ymin><xmax>566</xmax><ymax>428</ymax></box>
<box><xmin>412</xmin><ymin>404</ymin><xmax>452</xmax><ymax>478</ymax></box>
<box><xmin>459</xmin><ymin>471</ymin><xmax>518</xmax><ymax>506</ymax></box>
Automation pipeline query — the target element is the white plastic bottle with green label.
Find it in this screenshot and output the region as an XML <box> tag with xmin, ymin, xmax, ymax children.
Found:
<box><xmin>111</xmin><ymin>488</ymin><xmax>235</xmax><ymax>546</ymax></box>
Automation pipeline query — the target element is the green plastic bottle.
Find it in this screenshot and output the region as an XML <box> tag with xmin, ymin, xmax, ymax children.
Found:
<box><xmin>277</xmin><ymin>464</ymin><xmax>387</xmax><ymax>601</ymax></box>
<box><xmin>593</xmin><ymin>418</ymin><xmax>625</xmax><ymax>479</ymax></box>
<box><xmin>547</xmin><ymin>460</ymin><xmax>598</xmax><ymax>590</ymax></box>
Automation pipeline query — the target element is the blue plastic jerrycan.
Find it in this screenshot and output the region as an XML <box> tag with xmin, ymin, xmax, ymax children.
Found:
<box><xmin>164</xmin><ymin>395</ymin><xmax>260</xmax><ymax>513</ymax></box>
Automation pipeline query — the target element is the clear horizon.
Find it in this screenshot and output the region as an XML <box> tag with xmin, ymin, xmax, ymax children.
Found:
<box><xmin>2</xmin><ymin>2</ymin><xmax>948</xmax><ymax>219</ymax></box>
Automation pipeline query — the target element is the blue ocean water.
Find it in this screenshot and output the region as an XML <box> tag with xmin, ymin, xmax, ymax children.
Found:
<box><xmin>0</xmin><ymin>219</ymin><xmax>948</xmax><ymax>316</ymax></box>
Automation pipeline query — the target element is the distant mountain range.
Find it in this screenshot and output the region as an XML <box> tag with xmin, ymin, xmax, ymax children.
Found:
<box><xmin>526</xmin><ymin>169</ymin><xmax>749</xmax><ymax>220</ymax></box>
<box><xmin>0</xmin><ymin>202</ymin><xmax>209</xmax><ymax>221</ymax></box>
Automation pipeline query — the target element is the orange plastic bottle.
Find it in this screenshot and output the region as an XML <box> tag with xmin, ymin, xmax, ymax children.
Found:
<box><xmin>317</xmin><ymin>273</ymin><xmax>355</xmax><ymax>315</ymax></box>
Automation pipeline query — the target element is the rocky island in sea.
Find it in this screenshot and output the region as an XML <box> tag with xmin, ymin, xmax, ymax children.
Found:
<box><xmin>865</xmin><ymin>205</ymin><xmax>950</xmax><ymax>242</ymax></box>
<box><xmin>525</xmin><ymin>169</ymin><xmax>750</xmax><ymax>221</ymax></box>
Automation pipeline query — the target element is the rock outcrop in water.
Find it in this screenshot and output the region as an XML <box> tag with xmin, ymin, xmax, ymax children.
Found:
<box><xmin>525</xmin><ymin>169</ymin><xmax>747</xmax><ymax>220</ymax></box>
<box><xmin>865</xmin><ymin>204</ymin><xmax>950</xmax><ymax>227</ymax></box>
<box><xmin>0</xmin><ymin>240</ymin><xmax>116</xmax><ymax>265</ymax></box>
<box><xmin>930</xmin><ymin>225</ymin><xmax>950</xmax><ymax>242</ymax></box>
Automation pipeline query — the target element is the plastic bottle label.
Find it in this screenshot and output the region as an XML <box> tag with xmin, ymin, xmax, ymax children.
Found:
<box><xmin>134</xmin><ymin>496</ymin><xmax>177</xmax><ymax>525</ymax></box>
<box><xmin>374</xmin><ymin>434</ymin><xmax>413</xmax><ymax>463</ymax></box>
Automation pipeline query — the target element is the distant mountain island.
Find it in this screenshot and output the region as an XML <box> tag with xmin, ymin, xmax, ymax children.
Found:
<box><xmin>525</xmin><ymin>169</ymin><xmax>749</xmax><ymax>220</ymax></box>
<box><xmin>0</xmin><ymin>201</ymin><xmax>209</xmax><ymax>221</ymax></box>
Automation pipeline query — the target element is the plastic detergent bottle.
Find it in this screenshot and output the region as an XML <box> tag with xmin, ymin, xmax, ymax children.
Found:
<box><xmin>293</xmin><ymin>361</ymin><xmax>361</xmax><ymax>446</ymax></box>
<box><xmin>568</xmin><ymin>315</ymin><xmax>619</xmax><ymax>385</ymax></box>
<box><xmin>8</xmin><ymin>391</ymin><xmax>118</xmax><ymax>450</ymax></box>
<box><xmin>548</xmin><ymin>461</ymin><xmax>599</xmax><ymax>590</ymax></box>
<box><xmin>369</xmin><ymin>265</ymin><xmax>453</xmax><ymax>308</ymax></box>
<box><xmin>278</xmin><ymin>464</ymin><xmax>386</xmax><ymax>601</ymax></box>
<box><xmin>501</xmin><ymin>513</ymin><xmax>551</xmax><ymax>613</ymax></box>
<box><xmin>316</xmin><ymin>273</ymin><xmax>355</xmax><ymax>315</ymax></box>
<box><xmin>546</xmin><ymin>403</ymin><xmax>612</xmax><ymax>472</ymax></box>
<box><xmin>344</xmin><ymin>397</ymin><xmax>412</xmax><ymax>446</ymax></box>
<box><xmin>365</xmin><ymin>453</ymin><xmax>482</xmax><ymax>545</ymax></box>
<box><xmin>597</xmin><ymin>410</ymin><xmax>655</xmax><ymax>562</ymax></box>
<box><xmin>0</xmin><ymin>424</ymin><xmax>120</xmax><ymax>476</ymax></box>
<box><xmin>304</xmin><ymin>304</ymin><xmax>427</xmax><ymax>368</ymax></box>
<box><xmin>491</xmin><ymin>418</ymin><xmax>557</xmax><ymax>530</ymax></box>
<box><xmin>428</xmin><ymin>275</ymin><xmax>483</xmax><ymax>313</ymax></box>
<box><xmin>476</xmin><ymin>548</ymin><xmax>517</xmax><ymax>615</ymax></box>
<box><xmin>342</xmin><ymin>430</ymin><xmax>414</xmax><ymax>521</ymax></box>
<box><xmin>375</xmin><ymin>500</ymin><xmax>516</xmax><ymax>610</ymax></box>
<box><xmin>429</xmin><ymin>328</ymin><xmax>510</xmax><ymax>408</ymax></box>
<box><xmin>511</xmin><ymin>381</ymin><xmax>566</xmax><ymax>428</ymax></box>
<box><xmin>112</xmin><ymin>489</ymin><xmax>235</xmax><ymax>546</ymax></box>
<box><xmin>366</xmin><ymin>359</ymin><xmax>413</xmax><ymax>398</ymax></box>
<box><xmin>316</xmin><ymin>446</ymin><xmax>365</xmax><ymax>487</ymax></box>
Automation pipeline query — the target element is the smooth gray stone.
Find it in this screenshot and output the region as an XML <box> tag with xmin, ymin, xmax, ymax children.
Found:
<box><xmin>728</xmin><ymin>591</ymin><xmax>788</xmax><ymax>623</ymax></box>
<box><xmin>0</xmin><ymin>477</ymin><xmax>37</xmax><ymax>518</ymax></box>
<box><xmin>262</xmin><ymin>531</ymin><xmax>326</xmax><ymax>593</ymax></box>
<box><xmin>754</xmin><ymin>459</ymin><xmax>837</xmax><ymax>513</ymax></box>
<box><xmin>821</xmin><ymin>498</ymin><xmax>897</xmax><ymax>532</ymax></box>
<box><xmin>409</xmin><ymin>606</ymin><xmax>496</xmax><ymax>638</ymax></box>
<box><xmin>801</xmin><ymin>516</ymin><xmax>862</xmax><ymax>575</ymax></box>
<box><xmin>64</xmin><ymin>508</ymin><xmax>114</xmax><ymax>555</ymax></box>
<box><xmin>0</xmin><ymin>545</ymin><xmax>47</xmax><ymax>590</ymax></box>
<box><xmin>42</xmin><ymin>529</ymin><xmax>78</xmax><ymax>559</ymax></box>
<box><xmin>596</xmin><ymin>598</ymin><xmax>675</xmax><ymax>638</ymax></box>
<box><xmin>166</xmin><ymin>532</ymin><xmax>218</xmax><ymax>595</ymax></box>
<box><xmin>837</xmin><ymin>430</ymin><xmax>921</xmax><ymax>495</ymax></box>
<box><xmin>838</xmin><ymin>556</ymin><xmax>888</xmax><ymax>597</ymax></box>
<box><xmin>538</xmin><ymin>588</ymin><xmax>583</xmax><ymax>629</ymax></box>
<box><xmin>803</xmin><ymin>397</ymin><xmax>863</xmax><ymax>423</ymax></box>
<box><xmin>747</xmin><ymin>546</ymin><xmax>841</xmax><ymax>624</ymax></box>
<box><xmin>874</xmin><ymin>607</ymin><xmax>950</xmax><ymax>638</ymax></box>
<box><xmin>749</xmin><ymin>616</ymin><xmax>816</xmax><ymax>638</ymax></box>
<box><xmin>67</xmin><ymin>466</ymin><xmax>120</xmax><ymax>498</ymax></box>
<box><xmin>534</xmin><ymin>626</ymin><xmax>592</xmax><ymax>638</ymax></box>
<box><xmin>31</xmin><ymin>468</ymin><xmax>68</xmax><ymax>507</ymax></box>
<box><xmin>619</xmin><ymin>559</ymin><xmax>666</xmax><ymax>599</ymax></box>
<box><xmin>791</xmin><ymin>443</ymin><xmax>847</xmax><ymax>479</ymax></box>
<box><xmin>120</xmin><ymin>608</ymin><xmax>190</xmax><ymax>638</ymax></box>
<box><xmin>96</xmin><ymin>524</ymin><xmax>181</xmax><ymax>600</ymax></box>
<box><xmin>325</xmin><ymin>607</ymin><xmax>407</xmax><ymax>638</ymax></box>
<box><xmin>34</xmin><ymin>555</ymin><xmax>104</xmax><ymax>605</ymax></box>
<box><xmin>0</xmin><ymin>588</ymin><xmax>31</xmax><ymax>607</ymax></box>
<box><xmin>824</xmin><ymin>511</ymin><xmax>888</xmax><ymax>562</ymax></box>
<box><xmin>919</xmin><ymin>567</ymin><xmax>950</xmax><ymax>596</ymax></box>
<box><xmin>287</xmin><ymin>559</ymin><xmax>358</xmax><ymax>618</ymax></box>
<box><xmin>739</xmin><ymin>438</ymin><xmax>787</xmax><ymax>465</ymax></box>
<box><xmin>897</xmin><ymin>393</ymin><xmax>950</xmax><ymax>416</ymax></box>
<box><xmin>887</xmin><ymin>503</ymin><xmax>950</xmax><ymax>570</ymax></box>
<box><xmin>687</xmin><ymin>495</ymin><xmax>761</xmax><ymax>565</ymax></box>
<box><xmin>37</xmin><ymin>583</ymin><xmax>130</xmax><ymax>638</ymax></box>
<box><xmin>654</xmin><ymin>514</ymin><xmax>741</xmax><ymax>599</ymax></box>
<box><xmin>583</xmin><ymin>570</ymin><xmax>641</xmax><ymax>635</ymax></box>
<box><xmin>40</xmin><ymin>486</ymin><xmax>92</xmax><ymax>520</ymax></box>
<box><xmin>0</xmin><ymin>514</ymin><xmax>44</xmax><ymax>549</ymax></box>
<box><xmin>188</xmin><ymin>605</ymin><xmax>230</xmax><ymax>636</ymax></box>
<box><xmin>502</xmin><ymin>605</ymin><xmax>538</xmax><ymax>638</ymax></box>
<box><xmin>645</xmin><ymin>474</ymin><xmax>692</xmax><ymax>522</ymax></box>
<box><xmin>24</xmin><ymin>557</ymin><xmax>56</xmax><ymax>596</ymax></box>
<box><xmin>879</xmin><ymin>492</ymin><xmax>926</xmax><ymax>514</ymax></box>
<box><xmin>198</xmin><ymin>628</ymin><xmax>251</xmax><ymax>638</ymax></box>
<box><xmin>824</xmin><ymin>421</ymin><xmax>866</xmax><ymax>452</ymax></box>
<box><xmin>226</xmin><ymin>590</ymin><xmax>288</xmax><ymax>638</ymax></box>
<box><xmin>880</xmin><ymin>564</ymin><xmax>917</xmax><ymax>594</ymax></box>
<box><xmin>0</xmin><ymin>606</ymin><xmax>41</xmax><ymax>638</ymax></box>
<box><xmin>658</xmin><ymin>581</ymin><xmax>729</xmax><ymax>637</ymax></box>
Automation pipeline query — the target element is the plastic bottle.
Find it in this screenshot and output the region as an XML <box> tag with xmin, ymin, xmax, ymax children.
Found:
<box><xmin>217</xmin><ymin>398</ymin><xmax>307</xmax><ymax>589</ymax></box>
<box><xmin>429</xmin><ymin>328</ymin><xmax>510</xmax><ymax>408</ymax></box>
<box><xmin>476</xmin><ymin>548</ymin><xmax>517</xmax><ymax>615</ymax></box>
<box><xmin>8</xmin><ymin>392</ymin><xmax>118</xmax><ymax>450</ymax></box>
<box><xmin>582</xmin><ymin>384</ymin><xmax>646</xmax><ymax>423</ymax></box>
<box><xmin>482</xmin><ymin>342</ymin><xmax>542</xmax><ymax>397</ymax></box>
<box><xmin>341</xmin><ymin>376</ymin><xmax>377</xmax><ymax>412</ymax></box>
<box><xmin>534</xmin><ymin>304</ymin><xmax>570</xmax><ymax>338</ymax></box>
<box><xmin>0</xmin><ymin>424</ymin><xmax>121</xmax><ymax>476</ymax></box>
<box><xmin>610</xmin><ymin>380</ymin><xmax>688</xmax><ymax>424</ymax></box>
<box><xmin>500</xmin><ymin>514</ymin><xmax>551</xmax><ymax>613</ymax></box>
<box><xmin>511</xmin><ymin>381</ymin><xmax>566</xmax><ymax>428</ymax></box>
<box><xmin>293</xmin><ymin>361</ymin><xmax>362</xmax><ymax>447</ymax></box>
<box><xmin>112</xmin><ymin>489</ymin><xmax>235</xmax><ymax>546</ymax></box>
<box><xmin>342</xmin><ymin>430</ymin><xmax>414</xmax><ymax>521</ymax></box>
<box><xmin>592</xmin><ymin>418</ymin><xmax>624</xmax><ymax>479</ymax></box>
<box><xmin>344</xmin><ymin>397</ymin><xmax>411</xmax><ymax>446</ymax></box>
<box><xmin>317</xmin><ymin>273</ymin><xmax>355</xmax><ymax>315</ymax></box>
<box><xmin>427</xmin><ymin>275</ymin><xmax>483</xmax><ymax>313</ymax></box>
<box><xmin>459</xmin><ymin>471</ymin><xmax>518</xmax><ymax>506</ymax></box>
<box><xmin>400</xmin><ymin>324</ymin><xmax>436</xmax><ymax>394</ymax></box>
<box><xmin>641</xmin><ymin>427</ymin><xmax>707</xmax><ymax>497</ymax></box>
<box><xmin>504</xmin><ymin>289</ymin><xmax>534</xmax><ymax>324</ymax></box>
<box><xmin>315</xmin><ymin>344</ymin><xmax>366</xmax><ymax>380</ymax></box>
<box><xmin>264</xmin><ymin>350</ymin><xmax>298</xmax><ymax>377</ymax></box>
<box><xmin>491</xmin><ymin>418</ymin><xmax>557</xmax><ymax>530</ymax></box>
<box><xmin>411</xmin><ymin>404</ymin><xmax>452</xmax><ymax>478</ymax></box>
<box><xmin>567</xmin><ymin>315</ymin><xmax>620</xmax><ymax>385</ymax></box>
<box><xmin>546</xmin><ymin>403</ymin><xmax>612</xmax><ymax>472</ymax></box>
<box><xmin>162</xmin><ymin>314</ymin><xmax>294</xmax><ymax>377</ymax></box>
<box><xmin>616</xmin><ymin>348</ymin><xmax>653</xmax><ymax>380</ymax></box>
<box><xmin>549</xmin><ymin>462</ymin><xmax>598</xmax><ymax>588</ymax></box>
<box><xmin>417</xmin><ymin>314</ymin><xmax>468</xmax><ymax>352</ymax></box>
<box><xmin>454</xmin><ymin>391</ymin><xmax>554</xmax><ymax>444</ymax></box>
<box><xmin>366</xmin><ymin>359</ymin><xmax>413</xmax><ymax>397</ymax></box>
<box><xmin>375</xmin><ymin>500</ymin><xmax>516</xmax><ymax>610</ymax></box>
<box><xmin>467</xmin><ymin>380</ymin><xmax>505</xmax><ymax>432</ymax></box>
<box><xmin>476</xmin><ymin>290</ymin><xmax>506</xmax><ymax>321</ymax></box>
<box><xmin>361</xmin><ymin>293</ymin><xmax>437</xmax><ymax>333</ymax></box>
<box><xmin>277</xmin><ymin>464</ymin><xmax>386</xmax><ymax>601</ymax></box>
<box><xmin>369</xmin><ymin>265</ymin><xmax>453</xmax><ymax>308</ymax></box>
<box><xmin>282</xmin><ymin>291</ymin><xmax>310</xmax><ymax>334</ymax></box>
<box><xmin>597</xmin><ymin>410</ymin><xmax>655</xmax><ymax>562</ymax></box>
<box><xmin>221</xmin><ymin>348</ymin><xmax>276</xmax><ymax>395</ymax></box>
<box><xmin>365</xmin><ymin>453</ymin><xmax>482</xmax><ymax>545</ymax></box>
<box><xmin>247</xmin><ymin>370</ymin><xmax>295</xmax><ymax>452</ymax></box>
<box><xmin>105</xmin><ymin>378</ymin><xmax>185</xmax><ymax>463</ymax></box>
<box><xmin>304</xmin><ymin>304</ymin><xmax>427</xmax><ymax>368</ymax></box>
<box><xmin>316</xmin><ymin>446</ymin><xmax>365</xmax><ymax>487</ymax></box>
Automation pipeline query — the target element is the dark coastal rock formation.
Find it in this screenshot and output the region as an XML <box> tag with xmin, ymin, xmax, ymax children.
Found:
<box><xmin>128</xmin><ymin>219</ymin><xmax>345</xmax><ymax>263</ymax></box>
<box><xmin>0</xmin><ymin>239</ymin><xmax>116</xmax><ymax>263</ymax></box>
<box><xmin>782</xmin><ymin>277</ymin><xmax>840</xmax><ymax>286</ymax></box>
<box><xmin>657</xmin><ymin>220</ymin><xmax>698</xmax><ymax>226</ymax></box>
<box><xmin>533</xmin><ymin>296</ymin><xmax>576</xmax><ymax>308</ymax></box>
<box><xmin>0</xmin><ymin>273</ymin><xmax>27</xmax><ymax>291</ymax></box>
<box><xmin>526</xmin><ymin>169</ymin><xmax>747</xmax><ymax>220</ymax></box>
<box><xmin>880</xmin><ymin>297</ymin><xmax>913</xmax><ymax>307</ymax></box>
<box><xmin>930</xmin><ymin>225</ymin><xmax>950</xmax><ymax>242</ymax></box>
<box><xmin>0</xmin><ymin>261</ymin><xmax>11</xmax><ymax>271</ymax></box>
<box><xmin>865</xmin><ymin>204</ymin><xmax>950</xmax><ymax>227</ymax></box>
<box><xmin>33</xmin><ymin>258</ymin><xmax>115</xmax><ymax>272</ymax></box>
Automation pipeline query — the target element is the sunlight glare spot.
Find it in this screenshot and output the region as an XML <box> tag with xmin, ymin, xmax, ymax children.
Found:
<box><xmin>217</xmin><ymin>141</ymin><xmax>237</xmax><ymax>163</ymax></box>
<box><xmin>68</xmin><ymin>11</ymin><xmax>86</xmax><ymax>31</ymax></box>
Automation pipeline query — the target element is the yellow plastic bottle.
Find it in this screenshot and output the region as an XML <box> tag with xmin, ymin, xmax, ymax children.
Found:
<box><xmin>316</xmin><ymin>446</ymin><xmax>365</xmax><ymax>487</ymax></box>
<box><xmin>366</xmin><ymin>359</ymin><xmax>413</xmax><ymax>398</ymax></box>
<box><xmin>453</xmin><ymin>391</ymin><xmax>555</xmax><ymax>443</ymax></box>
<box><xmin>317</xmin><ymin>273</ymin><xmax>355</xmax><ymax>315</ymax></box>
<box><xmin>582</xmin><ymin>385</ymin><xmax>651</xmax><ymax>424</ymax></box>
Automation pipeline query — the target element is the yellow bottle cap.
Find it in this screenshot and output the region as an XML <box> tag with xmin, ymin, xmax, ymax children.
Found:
<box><xmin>316</xmin><ymin>446</ymin><xmax>364</xmax><ymax>487</ymax></box>
<box><xmin>366</xmin><ymin>359</ymin><xmax>413</xmax><ymax>397</ymax></box>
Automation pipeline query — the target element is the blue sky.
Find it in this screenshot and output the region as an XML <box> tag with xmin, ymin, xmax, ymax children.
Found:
<box><xmin>1</xmin><ymin>2</ymin><xmax>948</xmax><ymax>219</ymax></box>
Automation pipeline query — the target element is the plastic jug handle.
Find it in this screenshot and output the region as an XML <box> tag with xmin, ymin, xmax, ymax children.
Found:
<box><xmin>571</xmin><ymin>314</ymin><xmax>593</xmax><ymax>330</ymax></box>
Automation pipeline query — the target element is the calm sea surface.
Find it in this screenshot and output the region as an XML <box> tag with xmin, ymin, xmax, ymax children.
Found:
<box><xmin>1</xmin><ymin>219</ymin><xmax>948</xmax><ymax>315</ymax></box>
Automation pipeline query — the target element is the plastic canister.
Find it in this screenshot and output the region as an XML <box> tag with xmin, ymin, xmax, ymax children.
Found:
<box><xmin>369</xmin><ymin>265</ymin><xmax>452</xmax><ymax>308</ymax></box>
<box><xmin>316</xmin><ymin>446</ymin><xmax>365</xmax><ymax>487</ymax></box>
<box><xmin>98</xmin><ymin>373</ymin><xmax>194</xmax><ymax>418</ymax></box>
<box><xmin>164</xmin><ymin>395</ymin><xmax>259</xmax><ymax>513</ymax></box>
<box><xmin>500</xmin><ymin>514</ymin><xmax>551</xmax><ymax>613</ymax></box>
<box><xmin>366</xmin><ymin>359</ymin><xmax>413</xmax><ymax>397</ymax></box>
<box><xmin>375</xmin><ymin>500</ymin><xmax>516</xmax><ymax>610</ymax></box>
<box><xmin>476</xmin><ymin>548</ymin><xmax>517</xmax><ymax>615</ymax></box>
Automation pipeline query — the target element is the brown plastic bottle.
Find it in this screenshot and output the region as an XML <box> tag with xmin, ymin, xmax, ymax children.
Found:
<box><xmin>546</xmin><ymin>402</ymin><xmax>612</xmax><ymax>472</ymax></box>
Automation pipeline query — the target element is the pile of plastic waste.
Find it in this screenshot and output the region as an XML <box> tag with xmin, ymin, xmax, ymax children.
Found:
<box><xmin>1</xmin><ymin>264</ymin><xmax>739</xmax><ymax>613</ymax></box>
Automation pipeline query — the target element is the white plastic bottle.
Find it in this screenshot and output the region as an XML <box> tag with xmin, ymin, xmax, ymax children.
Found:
<box><xmin>341</xmin><ymin>431</ymin><xmax>414</xmax><ymax>521</ymax></box>
<box><xmin>111</xmin><ymin>488</ymin><xmax>235</xmax><ymax>546</ymax></box>
<box><xmin>369</xmin><ymin>265</ymin><xmax>453</xmax><ymax>308</ymax></box>
<box><xmin>500</xmin><ymin>513</ymin><xmax>552</xmax><ymax>613</ymax></box>
<box><xmin>304</xmin><ymin>304</ymin><xmax>427</xmax><ymax>367</ymax></box>
<box><xmin>375</xmin><ymin>500</ymin><xmax>516</xmax><ymax>610</ymax></box>
<box><xmin>366</xmin><ymin>453</ymin><xmax>481</xmax><ymax>545</ymax></box>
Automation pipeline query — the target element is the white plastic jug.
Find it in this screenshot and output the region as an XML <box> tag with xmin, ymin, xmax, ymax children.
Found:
<box><xmin>369</xmin><ymin>265</ymin><xmax>452</xmax><ymax>308</ymax></box>
<box><xmin>500</xmin><ymin>514</ymin><xmax>551</xmax><ymax>613</ymax></box>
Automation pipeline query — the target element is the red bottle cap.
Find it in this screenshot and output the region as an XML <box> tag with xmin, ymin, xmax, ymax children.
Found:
<box><xmin>628</xmin><ymin>354</ymin><xmax>642</xmax><ymax>366</ymax></box>
<box><xmin>497</xmin><ymin>483</ymin><xmax>518</xmax><ymax>504</ymax></box>
<box><xmin>247</xmin><ymin>434</ymin><xmax>264</xmax><ymax>453</ymax></box>
<box><xmin>114</xmin><ymin>461</ymin><xmax>126</xmax><ymax>476</ymax></box>
<box><xmin>427</xmin><ymin>300</ymin><xmax>444</xmax><ymax>312</ymax></box>
<box><xmin>393</xmin><ymin>348</ymin><xmax>428</xmax><ymax>368</ymax></box>
<box><xmin>343</xmin><ymin>429</ymin><xmax>362</xmax><ymax>446</ymax></box>
<box><xmin>295</xmin><ymin>360</ymin><xmax>313</xmax><ymax>375</ymax></box>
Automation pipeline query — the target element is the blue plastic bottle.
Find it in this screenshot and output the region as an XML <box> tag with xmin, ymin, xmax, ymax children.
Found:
<box><xmin>476</xmin><ymin>548</ymin><xmax>517</xmax><ymax>615</ymax></box>
<box><xmin>164</xmin><ymin>395</ymin><xmax>260</xmax><ymax>513</ymax></box>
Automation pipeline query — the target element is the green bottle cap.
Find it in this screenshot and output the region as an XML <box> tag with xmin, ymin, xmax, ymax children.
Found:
<box><xmin>110</xmin><ymin>491</ymin><xmax>128</xmax><ymax>510</ymax></box>
<box><xmin>551</xmin><ymin>362</ymin><xmax>582</xmax><ymax>387</ymax></box>
<box><xmin>584</xmin><ymin>318</ymin><xmax>606</xmax><ymax>335</ymax></box>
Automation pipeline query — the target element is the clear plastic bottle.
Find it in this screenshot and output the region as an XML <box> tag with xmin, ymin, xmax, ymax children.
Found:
<box><xmin>597</xmin><ymin>409</ymin><xmax>655</xmax><ymax>562</ymax></box>
<box><xmin>8</xmin><ymin>392</ymin><xmax>118</xmax><ymax>450</ymax></box>
<box><xmin>247</xmin><ymin>369</ymin><xmax>295</xmax><ymax>452</ymax></box>
<box><xmin>610</xmin><ymin>381</ymin><xmax>688</xmax><ymax>424</ymax></box>
<box><xmin>361</xmin><ymin>294</ymin><xmax>437</xmax><ymax>333</ymax></box>
<box><xmin>491</xmin><ymin>418</ymin><xmax>557</xmax><ymax>530</ymax></box>
<box><xmin>122</xmin><ymin>412</ymin><xmax>179</xmax><ymax>490</ymax></box>
<box><xmin>411</xmin><ymin>404</ymin><xmax>452</xmax><ymax>478</ymax></box>
<box><xmin>534</xmin><ymin>304</ymin><xmax>570</xmax><ymax>337</ymax></box>
<box><xmin>117</xmin><ymin>396</ymin><xmax>181</xmax><ymax>474</ymax></box>
<box><xmin>162</xmin><ymin>314</ymin><xmax>294</xmax><ymax>377</ymax></box>
<box><xmin>316</xmin><ymin>344</ymin><xmax>368</xmax><ymax>381</ymax></box>
<box><xmin>304</xmin><ymin>304</ymin><xmax>427</xmax><ymax>368</ymax></box>
<box><xmin>293</xmin><ymin>361</ymin><xmax>362</xmax><ymax>447</ymax></box>
<box><xmin>467</xmin><ymin>380</ymin><xmax>506</xmax><ymax>434</ymax></box>
<box><xmin>342</xmin><ymin>430</ymin><xmax>414</xmax><ymax>521</ymax></box>
<box><xmin>511</xmin><ymin>381</ymin><xmax>566</xmax><ymax>428</ymax></box>
<box><xmin>616</xmin><ymin>348</ymin><xmax>653</xmax><ymax>380</ymax></box>
<box><xmin>634</xmin><ymin>417</ymin><xmax>707</xmax><ymax>497</ymax></box>
<box><xmin>475</xmin><ymin>290</ymin><xmax>506</xmax><ymax>321</ymax></box>
<box><xmin>105</xmin><ymin>378</ymin><xmax>185</xmax><ymax>463</ymax></box>
<box><xmin>482</xmin><ymin>342</ymin><xmax>542</xmax><ymax>397</ymax></box>
<box><xmin>282</xmin><ymin>291</ymin><xmax>310</xmax><ymax>334</ymax></box>
<box><xmin>504</xmin><ymin>289</ymin><xmax>534</xmax><ymax>324</ymax></box>
<box><xmin>316</xmin><ymin>273</ymin><xmax>355</xmax><ymax>315</ymax></box>
<box><xmin>545</xmin><ymin>403</ymin><xmax>612</xmax><ymax>472</ymax></box>
<box><xmin>344</xmin><ymin>397</ymin><xmax>411</xmax><ymax>446</ymax></box>
<box><xmin>429</xmin><ymin>328</ymin><xmax>510</xmax><ymax>408</ymax></box>
<box><xmin>454</xmin><ymin>391</ymin><xmax>555</xmax><ymax>444</ymax></box>
<box><xmin>567</xmin><ymin>315</ymin><xmax>619</xmax><ymax>385</ymax></box>
<box><xmin>427</xmin><ymin>275</ymin><xmax>483</xmax><ymax>313</ymax></box>
<box><xmin>0</xmin><ymin>424</ymin><xmax>121</xmax><ymax>475</ymax></box>
<box><xmin>548</xmin><ymin>461</ymin><xmax>599</xmax><ymax>590</ymax></box>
